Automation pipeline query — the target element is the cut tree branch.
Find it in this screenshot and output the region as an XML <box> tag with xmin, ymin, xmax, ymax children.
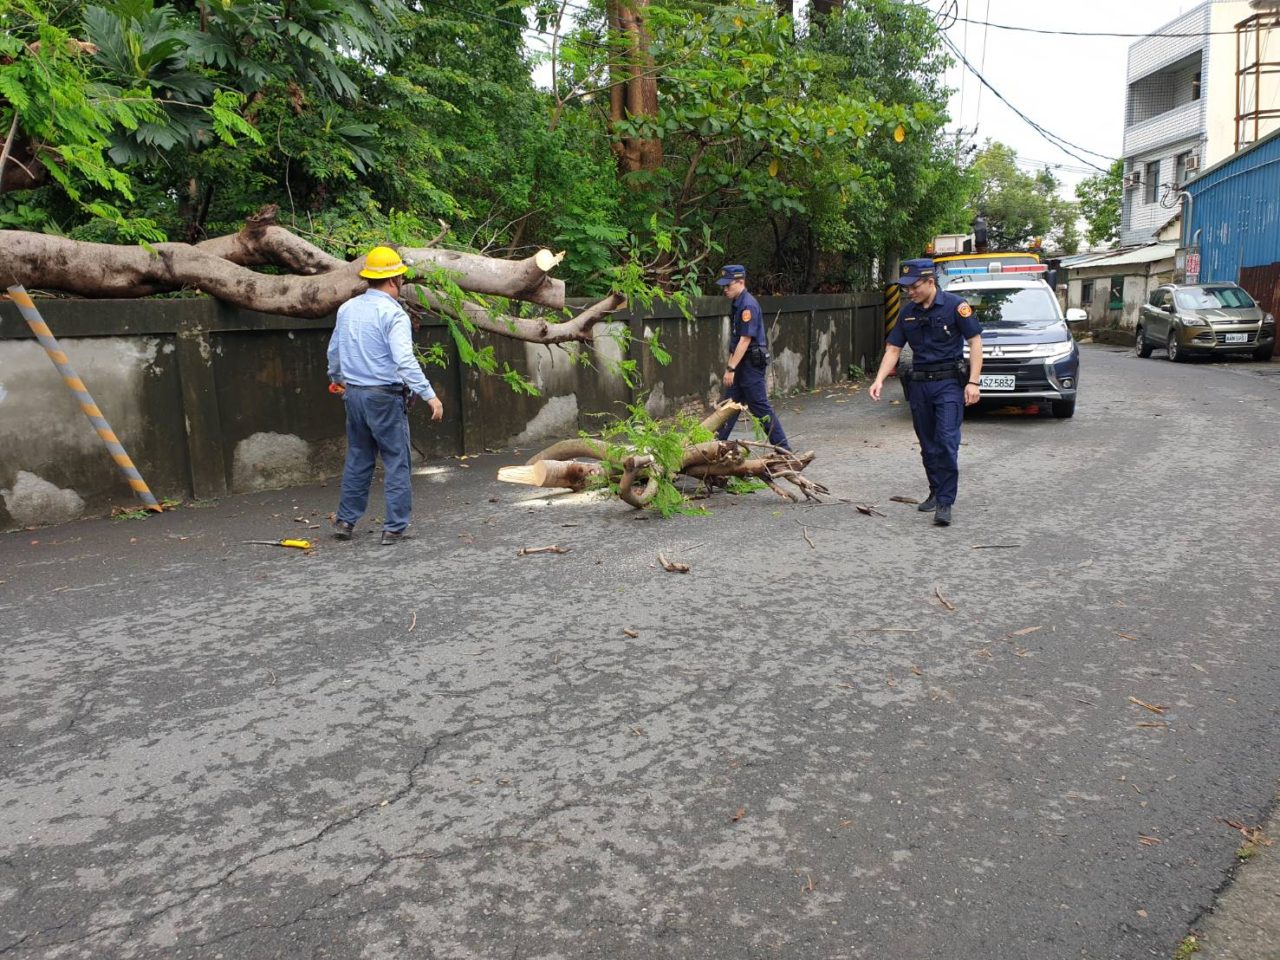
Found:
<box><xmin>2</xmin><ymin>208</ymin><xmax>604</xmax><ymax>339</ymax></box>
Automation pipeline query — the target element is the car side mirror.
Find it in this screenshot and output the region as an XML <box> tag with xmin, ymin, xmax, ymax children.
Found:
<box><xmin>1065</xmin><ymin>308</ymin><xmax>1087</xmax><ymax>323</ymax></box>
<box><xmin>1166</xmin><ymin>303</ymin><xmax>1176</xmax><ymax>313</ymax></box>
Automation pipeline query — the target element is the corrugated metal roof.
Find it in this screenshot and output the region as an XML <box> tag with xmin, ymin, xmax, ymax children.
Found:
<box><xmin>1185</xmin><ymin>129</ymin><xmax>1280</xmax><ymax>281</ymax></box>
<box><xmin>1057</xmin><ymin>250</ymin><xmax>1115</xmax><ymax>267</ymax></box>
<box><xmin>1067</xmin><ymin>243</ymin><xmax>1177</xmax><ymax>270</ymax></box>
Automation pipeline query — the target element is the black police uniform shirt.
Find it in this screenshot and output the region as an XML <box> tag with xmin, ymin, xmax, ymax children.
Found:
<box><xmin>729</xmin><ymin>290</ymin><xmax>767</xmax><ymax>352</ymax></box>
<box><xmin>886</xmin><ymin>289</ymin><xmax>982</xmax><ymax>365</ymax></box>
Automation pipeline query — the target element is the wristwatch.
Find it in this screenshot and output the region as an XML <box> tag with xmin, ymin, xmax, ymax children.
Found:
<box><xmin>968</xmin><ymin>381</ymin><xmax>980</xmax><ymax>386</ymax></box>
<box><xmin>726</xmin><ymin>365</ymin><xmax>737</xmax><ymax>372</ymax></box>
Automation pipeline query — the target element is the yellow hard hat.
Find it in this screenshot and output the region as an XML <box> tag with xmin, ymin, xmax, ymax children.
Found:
<box><xmin>359</xmin><ymin>246</ymin><xmax>408</xmax><ymax>279</ymax></box>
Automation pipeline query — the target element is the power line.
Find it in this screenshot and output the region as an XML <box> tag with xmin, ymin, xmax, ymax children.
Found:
<box><xmin>973</xmin><ymin>0</ymin><xmax>990</xmax><ymax>126</ymax></box>
<box><xmin>940</xmin><ymin>10</ymin><xmax>1265</xmax><ymax>39</ymax></box>
<box><xmin>957</xmin><ymin>0</ymin><xmax>969</xmax><ymax>127</ymax></box>
<box><xmin>936</xmin><ymin>30</ymin><xmax>1113</xmax><ymax>171</ymax></box>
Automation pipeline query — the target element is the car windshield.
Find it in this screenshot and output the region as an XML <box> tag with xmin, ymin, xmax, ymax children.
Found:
<box><xmin>953</xmin><ymin>286</ymin><xmax>1060</xmax><ymax>324</ymax></box>
<box><xmin>1175</xmin><ymin>287</ymin><xmax>1256</xmax><ymax>310</ymax></box>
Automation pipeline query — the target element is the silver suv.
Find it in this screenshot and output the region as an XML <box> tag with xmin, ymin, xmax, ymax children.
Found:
<box><xmin>1136</xmin><ymin>283</ymin><xmax>1276</xmax><ymax>362</ymax></box>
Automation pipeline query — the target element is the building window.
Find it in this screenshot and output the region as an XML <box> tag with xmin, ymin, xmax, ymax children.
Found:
<box><xmin>1175</xmin><ymin>152</ymin><xmax>1192</xmax><ymax>184</ymax></box>
<box><xmin>1081</xmin><ymin>280</ymin><xmax>1094</xmax><ymax>306</ymax></box>
<box><xmin>1109</xmin><ymin>276</ymin><xmax>1125</xmax><ymax>310</ymax></box>
<box><xmin>1145</xmin><ymin>161</ymin><xmax>1160</xmax><ymax>204</ymax></box>
<box><xmin>1192</xmin><ymin>71</ymin><xmax>1201</xmax><ymax>100</ymax></box>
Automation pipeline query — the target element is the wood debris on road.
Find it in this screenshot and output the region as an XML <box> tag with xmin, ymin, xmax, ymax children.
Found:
<box><xmin>1129</xmin><ymin>697</ymin><xmax>1167</xmax><ymax>714</ymax></box>
<box><xmin>516</xmin><ymin>544</ymin><xmax>571</xmax><ymax>556</ymax></box>
<box><xmin>657</xmin><ymin>553</ymin><xmax>690</xmax><ymax>573</ymax></box>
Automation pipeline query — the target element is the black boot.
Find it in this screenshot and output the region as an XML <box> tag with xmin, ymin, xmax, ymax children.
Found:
<box><xmin>917</xmin><ymin>494</ymin><xmax>937</xmax><ymax>512</ymax></box>
<box><xmin>933</xmin><ymin>505</ymin><xmax>952</xmax><ymax>526</ymax></box>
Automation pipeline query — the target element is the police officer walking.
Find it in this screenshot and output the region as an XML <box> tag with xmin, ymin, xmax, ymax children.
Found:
<box><xmin>712</xmin><ymin>264</ymin><xmax>790</xmax><ymax>450</ymax></box>
<box><xmin>328</xmin><ymin>246</ymin><xmax>444</xmax><ymax>545</ymax></box>
<box><xmin>869</xmin><ymin>258</ymin><xmax>982</xmax><ymax>527</ymax></box>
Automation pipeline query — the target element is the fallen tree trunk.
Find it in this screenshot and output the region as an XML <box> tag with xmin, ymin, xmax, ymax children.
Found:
<box><xmin>504</xmin><ymin>402</ymin><xmax>830</xmax><ymax>510</ymax></box>
<box><xmin>3</xmin><ymin>206</ymin><xmax>621</xmax><ymax>339</ymax></box>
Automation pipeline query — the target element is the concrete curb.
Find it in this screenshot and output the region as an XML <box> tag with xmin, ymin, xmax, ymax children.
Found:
<box><xmin>1192</xmin><ymin>790</ymin><xmax>1280</xmax><ymax>959</ymax></box>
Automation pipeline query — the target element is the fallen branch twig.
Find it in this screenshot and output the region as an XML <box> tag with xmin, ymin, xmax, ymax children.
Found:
<box><xmin>517</xmin><ymin>544</ymin><xmax>571</xmax><ymax>556</ymax></box>
<box><xmin>657</xmin><ymin>552</ymin><xmax>690</xmax><ymax>573</ymax></box>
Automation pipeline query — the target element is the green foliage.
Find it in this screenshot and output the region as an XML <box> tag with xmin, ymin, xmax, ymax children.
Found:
<box><xmin>725</xmin><ymin>476</ymin><xmax>766</xmax><ymax>495</ymax></box>
<box><xmin>594</xmin><ymin>403</ymin><xmax>715</xmax><ymax>517</ymax></box>
<box><xmin>1</xmin><ymin>0</ymin><xmax>166</xmax><ymax>238</ymax></box>
<box><xmin>4</xmin><ymin>0</ymin><xmax>964</xmax><ymax>304</ymax></box>
<box><xmin>970</xmin><ymin>141</ymin><xmax>1079</xmax><ymax>253</ymax></box>
<box><xmin>1076</xmin><ymin>158</ymin><xmax>1123</xmax><ymax>249</ymax></box>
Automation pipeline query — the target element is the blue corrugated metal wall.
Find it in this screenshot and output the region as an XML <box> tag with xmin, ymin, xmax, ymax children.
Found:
<box><xmin>1186</xmin><ymin>130</ymin><xmax>1280</xmax><ymax>283</ymax></box>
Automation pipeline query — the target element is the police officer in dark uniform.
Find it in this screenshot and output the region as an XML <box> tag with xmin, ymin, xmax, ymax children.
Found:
<box><xmin>869</xmin><ymin>258</ymin><xmax>983</xmax><ymax>526</ymax></box>
<box><xmin>713</xmin><ymin>264</ymin><xmax>790</xmax><ymax>450</ymax></box>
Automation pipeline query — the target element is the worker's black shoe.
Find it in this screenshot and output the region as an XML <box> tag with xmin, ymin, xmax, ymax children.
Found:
<box><xmin>933</xmin><ymin>505</ymin><xmax>952</xmax><ymax>527</ymax></box>
<box><xmin>332</xmin><ymin>519</ymin><xmax>354</xmax><ymax>540</ymax></box>
<box><xmin>917</xmin><ymin>494</ymin><xmax>937</xmax><ymax>512</ymax></box>
<box><xmin>380</xmin><ymin>530</ymin><xmax>410</xmax><ymax>545</ymax></box>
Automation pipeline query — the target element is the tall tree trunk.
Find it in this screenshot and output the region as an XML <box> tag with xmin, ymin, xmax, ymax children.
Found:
<box><xmin>811</xmin><ymin>0</ymin><xmax>844</xmax><ymax>20</ymax></box>
<box><xmin>608</xmin><ymin>0</ymin><xmax>662</xmax><ymax>183</ymax></box>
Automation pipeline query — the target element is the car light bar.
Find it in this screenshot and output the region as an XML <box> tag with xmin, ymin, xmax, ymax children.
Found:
<box><xmin>941</xmin><ymin>264</ymin><xmax>1048</xmax><ymax>277</ymax></box>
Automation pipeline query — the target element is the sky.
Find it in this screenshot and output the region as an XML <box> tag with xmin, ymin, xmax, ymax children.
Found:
<box><xmin>925</xmin><ymin>0</ymin><xmax>1199</xmax><ymax>197</ymax></box>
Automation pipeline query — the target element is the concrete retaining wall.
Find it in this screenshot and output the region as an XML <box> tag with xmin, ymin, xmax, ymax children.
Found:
<box><xmin>0</xmin><ymin>293</ymin><xmax>884</xmax><ymax>529</ymax></box>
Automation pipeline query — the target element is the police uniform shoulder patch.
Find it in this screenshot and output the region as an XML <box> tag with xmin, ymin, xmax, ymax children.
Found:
<box><xmin>956</xmin><ymin>301</ymin><xmax>973</xmax><ymax>318</ymax></box>
<box><xmin>741</xmin><ymin>308</ymin><xmax>752</xmax><ymax>321</ymax></box>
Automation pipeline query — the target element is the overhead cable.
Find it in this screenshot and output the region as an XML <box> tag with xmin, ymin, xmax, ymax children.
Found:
<box><xmin>936</xmin><ymin>30</ymin><xmax>1113</xmax><ymax>171</ymax></box>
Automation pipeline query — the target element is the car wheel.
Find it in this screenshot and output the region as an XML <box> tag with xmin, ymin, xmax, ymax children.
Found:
<box><xmin>1051</xmin><ymin>398</ymin><xmax>1076</xmax><ymax>419</ymax></box>
<box><xmin>1166</xmin><ymin>329</ymin><xmax>1185</xmax><ymax>362</ymax></box>
<box><xmin>1254</xmin><ymin>343</ymin><xmax>1275</xmax><ymax>362</ymax></box>
<box><xmin>1135</xmin><ymin>326</ymin><xmax>1153</xmax><ymax>358</ymax></box>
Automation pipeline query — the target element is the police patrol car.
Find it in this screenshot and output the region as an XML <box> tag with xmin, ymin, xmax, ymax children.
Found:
<box><xmin>897</xmin><ymin>263</ymin><xmax>1086</xmax><ymax>418</ymax></box>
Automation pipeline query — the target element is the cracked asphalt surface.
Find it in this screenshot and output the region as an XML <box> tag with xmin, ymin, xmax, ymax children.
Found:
<box><xmin>2</xmin><ymin>344</ymin><xmax>1279</xmax><ymax>960</ymax></box>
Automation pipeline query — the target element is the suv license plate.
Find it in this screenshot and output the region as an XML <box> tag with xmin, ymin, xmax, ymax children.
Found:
<box><xmin>1224</xmin><ymin>333</ymin><xmax>1248</xmax><ymax>343</ymax></box>
<box><xmin>980</xmin><ymin>374</ymin><xmax>1016</xmax><ymax>390</ymax></box>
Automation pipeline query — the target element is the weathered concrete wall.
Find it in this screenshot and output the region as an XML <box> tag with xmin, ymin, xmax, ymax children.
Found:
<box><xmin>0</xmin><ymin>292</ymin><xmax>883</xmax><ymax>529</ymax></box>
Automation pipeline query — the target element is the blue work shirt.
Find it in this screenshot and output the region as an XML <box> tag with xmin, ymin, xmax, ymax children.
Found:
<box><xmin>728</xmin><ymin>290</ymin><xmax>767</xmax><ymax>352</ymax></box>
<box><xmin>886</xmin><ymin>290</ymin><xmax>982</xmax><ymax>365</ymax></box>
<box><xmin>327</xmin><ymin>290</ymin><xmax>436</xmax><ymax>401</ymax></box>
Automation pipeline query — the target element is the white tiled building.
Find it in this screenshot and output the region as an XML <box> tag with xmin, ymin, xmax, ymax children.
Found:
<box><xmin>1120</xmin><ymin>1</ymin><xmax>1279</xmax><ymax>246</ymax></box>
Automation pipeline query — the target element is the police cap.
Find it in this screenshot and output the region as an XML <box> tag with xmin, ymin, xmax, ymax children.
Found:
<box><xmin>895</xmin><ymin>258</ymin><xmax>937</xmax><ymax>287</ymax></box>
<box><xmin>715</xmin><ymin>264</ymin><xmax>748</xmax><ymax>286</ymax></box>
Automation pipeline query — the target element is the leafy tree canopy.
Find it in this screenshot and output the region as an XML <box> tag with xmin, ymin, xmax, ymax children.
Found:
<box><xmin>2</xmin><ymin>0</ymin><xmax>973</xmax><ymax>293</ymax></box>
<box><xmin>968</xmin><ymin>140</ymin><xmax>1079</xmax><ymax>255</ymax></box>
<box><xmin>1075</xmin><ymin>158</ymin><xmax>1123</xmax><ymax>249</ymax></box>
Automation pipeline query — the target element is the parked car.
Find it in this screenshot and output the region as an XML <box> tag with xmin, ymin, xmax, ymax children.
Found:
<box><xmin>897</xmin><ymin>271</ymin><xmax>1085</xmax><ymax>418</ymax></box>
<box><xmin>1136</xmin><ymin>282</ymin><xmax>1276</xmax><ymax>362</ymax></box>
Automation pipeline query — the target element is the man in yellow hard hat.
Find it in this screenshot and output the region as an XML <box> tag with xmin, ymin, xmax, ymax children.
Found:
<box><xmin>327</xmin><ymin>246</ymin><xmax>444</xmax><ymax>545</ymax></box>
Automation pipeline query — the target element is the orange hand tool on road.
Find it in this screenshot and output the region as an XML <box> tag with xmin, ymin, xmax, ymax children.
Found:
<box><xmin>242</xmin><ymin>539</ymin><xmax>312</xmax><ymax>549</ymax></box>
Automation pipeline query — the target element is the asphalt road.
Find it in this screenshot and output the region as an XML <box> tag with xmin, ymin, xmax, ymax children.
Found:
<box><xmin>2</xmin><ymin>344</ymin><xmax>1278</xmax><ymax>960</ymax></box>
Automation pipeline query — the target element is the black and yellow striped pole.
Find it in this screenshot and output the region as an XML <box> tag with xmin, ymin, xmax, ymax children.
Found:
<box><xmin>6</xmin><ymin>285</ymin><xmax>163</xmax><ymax>512</ymax></box>
<box><xmin>884</xmin><ymin>281</ymin><xmax>902</xmax><ymax>333</ymax></box>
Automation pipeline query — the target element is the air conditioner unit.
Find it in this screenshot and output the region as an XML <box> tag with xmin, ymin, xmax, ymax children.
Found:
<box><xmin>1185</xmin><ymin>154</ymin><xmax>1201</xmax><ymax>172</ymax></box>
<box><xmin>1123</xmin><ymin>172</ymin><xmax>1142</xmax><ymax>189</ymax></box>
